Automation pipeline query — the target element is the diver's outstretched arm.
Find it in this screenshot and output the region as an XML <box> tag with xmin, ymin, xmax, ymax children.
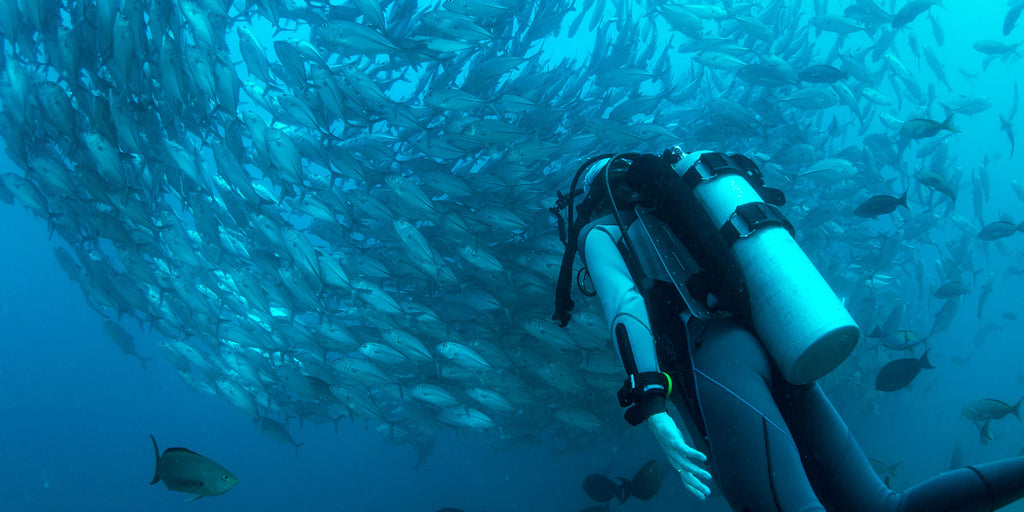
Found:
<box><xmin>583</xmin><ymin>222</ymin><xmax>712</xmax><ymax>500</ymax></box>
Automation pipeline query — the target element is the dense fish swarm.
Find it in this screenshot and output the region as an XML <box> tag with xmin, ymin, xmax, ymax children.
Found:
<box><xmin>0</xmin><ymin>0</ymin><xmax>1020</xmax><ymax>453</ymax></box>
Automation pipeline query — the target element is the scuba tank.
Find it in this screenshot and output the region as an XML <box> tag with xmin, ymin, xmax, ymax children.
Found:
<box><xmin>665</xmin><ymin>148</ymin><xmax>860</xmax><ymax>385</ymax></box>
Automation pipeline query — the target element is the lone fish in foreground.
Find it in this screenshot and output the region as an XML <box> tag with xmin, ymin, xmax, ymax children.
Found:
<box><xmin>875</xmin><ymin>349</ymin><xmax>934</xmax><ymax>392</ymax></box>
<box><xmin>853</xmin><ymin>190</ymin><xmax>909</xmax><ymax>218</ymax></box>
<box><xmin>150</xmin><ymin>435</ymin><xmax>238</xmax><ymax>500</ymax></box>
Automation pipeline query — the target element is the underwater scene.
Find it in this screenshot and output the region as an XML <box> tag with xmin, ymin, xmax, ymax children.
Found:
<box><xmin>1</xmin><ymin>0</ymin><xmax>1023</xmax><ymax>511</ymax></box>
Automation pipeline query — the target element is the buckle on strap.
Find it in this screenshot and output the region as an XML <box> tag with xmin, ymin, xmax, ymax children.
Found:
<box><xmin>719</xmin><ymin>201</ymin><xmax>795</xmax><ymax>247</ymax></box>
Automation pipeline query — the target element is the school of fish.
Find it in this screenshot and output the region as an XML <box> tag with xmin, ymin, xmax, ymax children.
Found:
<box><xmin>0</xmin><ymin>0</ymin><xmax>1021</xmax><ymax>456</ymax></box>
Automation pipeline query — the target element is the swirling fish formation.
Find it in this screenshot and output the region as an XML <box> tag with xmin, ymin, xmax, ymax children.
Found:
<box><xmin>0</xmin><ymin>0</ymin><xmax>1019</xmax><ymax>451</ymax></box>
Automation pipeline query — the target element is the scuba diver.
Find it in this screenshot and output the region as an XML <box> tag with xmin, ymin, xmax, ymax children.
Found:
<box><xmin>550</xmin><ymin>147</ymin><xmax>1024</xmax><ymax>511</ymax></box>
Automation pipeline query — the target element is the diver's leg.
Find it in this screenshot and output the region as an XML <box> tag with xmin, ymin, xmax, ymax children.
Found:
<box><xmin>773</xmin><ymin>379</ymin><xmax>898</xmax><ymax>510</ymax></box>
<box><xmin>690</xmin><ymin>319</ymin><xmax>825</xmax><ymax>512</ymax></box>
<box><xmin>898</xmin><ymin>459</ymin><xmax>1024</xmax><ymax>512</ymax></box>
<box><xmin>776</xmin><ymin>379</ymin><xmax>1024</xmax><ymax>512</ymax></box>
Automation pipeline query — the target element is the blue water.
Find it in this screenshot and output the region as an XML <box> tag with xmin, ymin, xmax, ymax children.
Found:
<box><xmin>0</xmin><ymin>201</ymin><xmax>594</xmax><ymax>511</ymax></box>
<box><xmin>0</xmin><ymin>203</ymin><xmax>688</xmax><ymax>511</ymax></box>
<box><xmin>3</xmin><ymin>1</ymin><xmax>1024</xmax><ymax>511</ymax></box>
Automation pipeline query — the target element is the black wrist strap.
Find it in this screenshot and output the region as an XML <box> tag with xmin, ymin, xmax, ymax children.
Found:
<box><xmin>617</xmin><ymin>372</ymin><xmax>672</xmax><ymax>426</ymax></box>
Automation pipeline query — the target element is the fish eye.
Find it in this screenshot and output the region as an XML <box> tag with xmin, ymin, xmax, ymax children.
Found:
<box><xmin>222</xmin><ymin>474</ymin><xmax>231</xmax><ymax>480</ymax></box>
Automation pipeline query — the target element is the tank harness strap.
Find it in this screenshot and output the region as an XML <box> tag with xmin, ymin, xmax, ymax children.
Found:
<box><xmin>552</xmin><ymin>231</ymin><xmax>579</xmax><ymax>327</ymax></box>
<box><xmin>679</xmin><ymin>152</ymin><xmax>787</xmax><ymax>207</ymax></box>
<box><xmin>549</xmin><ymin>188</ymin><xmax>585</xmax><ymax>244</ymax></box>
<box><xmin>720</xmin><ymin>202</ymin><xmax>795</xmax><ymax>248</ymax></box>
<box><xmin>675</xmin><ymin>151</ymin><xmax>794</xmax><ymax>249</ymax></box>
<box><xmin>553</xmin><ymin>197</ymin><xmax>598</xmax><ymax>328</ymax></box>
<box><xmin>551</xmin><ymin>154</ymin><xmax>619</xmax><ymax>328</ymax></box>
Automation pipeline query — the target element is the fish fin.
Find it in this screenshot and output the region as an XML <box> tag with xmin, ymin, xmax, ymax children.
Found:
<box><xmin>919</xmin><ymin>348</ymin><xmax>934</xmax><ymax>369</ymax></box>
<box><xmin>1013</xmin><ymin>396</ymin><xmax>1023</xmax><ymax>422</ymax></box>
<box><xmin>939</xmin><ymin>102</ymin><xmax>953</xmax><ymax>117</ymax></box>
<box><xmin>942</xmin><ymin>112</ymin><xmax>959</xmax><ymax>132</ymax></box>
<box><xmin>898</xmin><ymin>189</ymin><xmax>909</xmax><ymax>209</ymax></box>
<box><xmin>186</xmin><ymin>494</ymin><xmax>204</xmax><ymax>502</ymax></box>
<box><xmin>150</xmin><ymin>435</ymin><xmax>161</xmax><ymax>485</ymax></box>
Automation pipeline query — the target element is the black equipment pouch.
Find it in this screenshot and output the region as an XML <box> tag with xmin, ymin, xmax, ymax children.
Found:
<box><xmin>617</xmin><ymin>371</ymin><xmax>672</xmax><ymax>426</ymax></box>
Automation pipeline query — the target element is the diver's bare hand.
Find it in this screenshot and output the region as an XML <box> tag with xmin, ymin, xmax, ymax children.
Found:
<box><xmin>647</xmin><ymin>411</ymin><xmax>713</xmax><ymax>500</ymax></box>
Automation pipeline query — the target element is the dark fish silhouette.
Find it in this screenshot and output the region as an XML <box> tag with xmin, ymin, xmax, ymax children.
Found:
<box><xmin>150</xmin><ymin>435</ymin><xmax>238</xmax><ymax>500</ymax></box>
<box><xmin>891</xmin><ymin>0</ymin><xmax>941</xmax><ymax>28</ymax></box>
<box><xmin>978</xmin><ymin>220</ymin><xmax>1024</xmax><ymax>241</ymax></box>
<box><xmin>899</xmin><ymin>113</ymin><xmax>957</xmax><ymax>139</ymax></box>
<box><xmin>1000</xmin><ymin>114</ymin><xmax>1016</xmax><ymax>157</ymax></box>
<box><xmin>875</xmin><ymin>350</ymin><xmax>934</xmax><ymax>392</ymax></box>
<box><xmin>630</xmin><ymin>460</ymin><xmax>664</xmax><ymax>501</ymax></box>
<box><xmin>1005</xmin><ymin>4</ymin><xmax>1024</xmax><ymax>36</ymax></box>
<box><xmin>853</xmin><ymin>190</ymin><xmax>908</xmax><ymax>217</ymax></box>
<box><xmin>962</xmin><ymin>398</ymin><xmax>1024</xmax><ymax>423</ymax></box>
<box><xmin>582</xmin><ymin>473</ymin><xmax>630</xmax><ymax>503</ymax></box>
<box><xmin>934</xmin><ymin>281</ymin><xmax>970</xmax><ymax>299</ymax></box>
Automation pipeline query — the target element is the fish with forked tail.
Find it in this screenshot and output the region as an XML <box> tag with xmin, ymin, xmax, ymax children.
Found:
<box><xmin>899</xmin><ymin>113</ymin><xmax>958</xmax><ymax>139</ymax></box>
<box><xmin>853</xmin><ymin>190</ymin><xmax>909</xmax><ymax>218</ymax></box>
<box><xmin>875</xmin><ymin>350</ymin><xmax>934</xmax><ymax>392</ymax></box>
<box><xmin>962</xmin><ymin>398</ymin><xmax>1024</xmax><ymax>423</ymax></box>
<box><xmin>978</xmin><ymin>219</ymin><xmax>1024</xmax><ymax>241</ymax></box>
<box><xmin>150</xmin><ymin>435</ymin><xmax>238</xmax><ymax>500</ymax></box>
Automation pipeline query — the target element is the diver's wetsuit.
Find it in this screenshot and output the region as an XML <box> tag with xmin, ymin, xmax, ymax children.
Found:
<box><xmin>581</xmin><ymin>218</ymin><xmax>1024</xmax><ymax>512</ymax></box>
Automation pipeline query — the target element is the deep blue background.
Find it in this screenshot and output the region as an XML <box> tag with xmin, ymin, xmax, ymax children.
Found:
<box><xmin>3</xmin><ymin>1</ymin><xmax>1024</xmax><ymax>512</ymax></box>
<box><xmin>0</xmin><ymin>199</ymin><xmax>690</xmax><ymax>511</ymax></box>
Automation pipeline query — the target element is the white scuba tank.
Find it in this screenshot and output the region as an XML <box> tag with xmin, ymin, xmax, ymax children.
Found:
<box><xmin>672</xmin><ymin>149</ymin><xmax>859</xmax><ymax>384</ymax></box>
